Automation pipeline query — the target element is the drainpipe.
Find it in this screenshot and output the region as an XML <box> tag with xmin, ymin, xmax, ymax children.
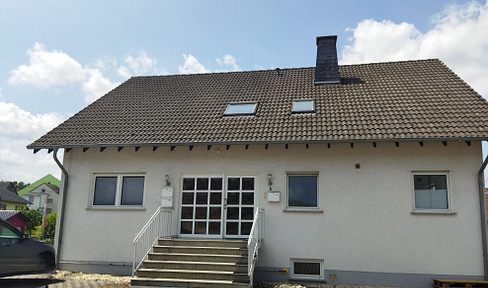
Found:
<box><xmin>53</xmin><ymin>148</ymin><xmax>68</xmax><ymax>269</ymax></box>
<box><xmin>478</xmin><ymin>150</ymin><xmax>488</xmax><ymax>280</ymax></box>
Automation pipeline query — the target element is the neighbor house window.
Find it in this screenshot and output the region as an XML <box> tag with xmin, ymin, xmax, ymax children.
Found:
<box><xmin>224</xmin><ymin>102</ymin><xmax>258</xmax><ymax>115</ymax></box>
<box><xmin>292</xmin><ymin>99</ymin><xmax>315</xmax><ymax>113</ymax></box>
<box><xmin>290</xmin><ymin>259</ymin><xmax>324</xmax><ymax>280</ymax></box>
<box><xmin>287</xmin><ymin>174</ymin><xmax>319</xmax><ymax>209</ymax></box>
<box><xmin>413</xmin><ymin>173</ymin><xmax>451</xmax><ymax>211</ymax></box>
<box><xmin>92</xmin><ymin>174</ymin><xmax>145</xmax><ymax>207</ymax></box>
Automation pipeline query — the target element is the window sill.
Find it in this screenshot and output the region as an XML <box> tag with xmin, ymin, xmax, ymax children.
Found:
<box><xmin>411</xmin><ymin>210</ymin><xmax>456</xmax><ymax>215</ymax></box>
<box><xmin>283</xmin><ymin>208</ymin><xmax>323</xmax><ymax>213</ymax></box>
<box><xmin>87</xmin><ymin>206</ymin><xmax>146</xmax><ymax>211</ymax></box>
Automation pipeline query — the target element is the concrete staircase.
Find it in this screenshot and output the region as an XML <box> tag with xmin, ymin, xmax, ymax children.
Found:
<box><xmin>131</xmin><ymin>238</ymin><xmax>250</xmax><ymax>288</ymax></box>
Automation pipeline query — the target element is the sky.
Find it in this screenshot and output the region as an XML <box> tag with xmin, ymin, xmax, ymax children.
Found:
<box><xmin>1</xmin><ymin>0</ymin><xmax>488</xmax><ymax>183</ymax></box>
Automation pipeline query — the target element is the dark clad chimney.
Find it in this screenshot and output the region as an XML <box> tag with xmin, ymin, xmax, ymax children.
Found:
<box><xmin>314</xmin><ymin>35</ymin><xmax>340</xmax><ymax>85</ymax></box>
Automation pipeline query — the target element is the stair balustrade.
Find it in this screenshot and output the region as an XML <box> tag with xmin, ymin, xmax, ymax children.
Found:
<box><xmin>247</xmin><ymin>207</ymin><xmax>264</xmax><ymax>287</ymax></box>
<box><xmin>132</xmin><ymin>207</ymin><xmax>172</xmax><ymax>276</ymax></box>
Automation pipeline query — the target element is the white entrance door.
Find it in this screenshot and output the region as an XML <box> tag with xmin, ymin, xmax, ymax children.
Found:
<box><xmin>179</xmin><ymin>175</ymin><xmax>256</xmax><ymax>238</ymax></box>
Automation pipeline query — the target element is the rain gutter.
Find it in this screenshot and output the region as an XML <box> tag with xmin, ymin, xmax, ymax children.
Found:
<box><xmin>479</xmin><ymin>150</ymin><xmax>488</xmax><ymax>280</ymax></box>
<box><xmin>53</xmin><ymin>148</ymin><xmax>68</xmax><ymax>269</ymax></box>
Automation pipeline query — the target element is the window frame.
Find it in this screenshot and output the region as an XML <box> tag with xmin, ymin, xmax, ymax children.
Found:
<box><xmin>411</xmin><ymin>171</ymin><xmax>453</xmax><ymax>214</ymax></box>
<box><xmin>89</xmin><ymin>173</ymin><xmax>146</xmax><ymax>209</ymax></box>
<box><xmin>223</xmin><ymin>102</ymin><xmax>259</xmax><ymax>116</ymax></box>
<box><xmin>286</xmin><ymin>172</ymin><xmax>320</xmax><ymax>211</ymax></box>
<box><xmin>292</xmin><ymin>99</ymin><xmax>315</xmax><ymax>113</ymax></box>
<box><xmin>290</xmin><ymin>258</ymin><xmax>324</xmax><ymax>280</ymax></box>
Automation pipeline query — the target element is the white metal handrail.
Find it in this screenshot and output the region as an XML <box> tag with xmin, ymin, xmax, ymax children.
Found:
<box><xmin>132</xmin><ymin>207</ymin><xmax>172</xmax><ymax>276</ymax></box>
<box><xmin>247</xmin><ymin>207</ymin><xmax>264</xmax><ymax>287</ymax></box>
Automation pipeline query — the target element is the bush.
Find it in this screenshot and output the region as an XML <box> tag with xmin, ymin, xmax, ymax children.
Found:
<box><xmin>23</xmin><ymin>209</ymin><xmax>42</xmax><ymax>234</ymax></box>
<box><xmin>42</xmin><ymin>213</ymin><xmax>56</xmax><ymax>244</ymax></box>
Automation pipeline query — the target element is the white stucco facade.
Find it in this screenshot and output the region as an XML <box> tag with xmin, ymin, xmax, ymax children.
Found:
<box><xmin>55</xmin><ymin>140</ymin><xmax>485</xmax><ymax>285</ymax></box>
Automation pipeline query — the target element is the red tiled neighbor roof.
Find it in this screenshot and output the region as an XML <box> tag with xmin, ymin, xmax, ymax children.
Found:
<box><xmin>28</xmin><ymin>59</ymin><xmax>488</xmax><ymax>150</ymax></box>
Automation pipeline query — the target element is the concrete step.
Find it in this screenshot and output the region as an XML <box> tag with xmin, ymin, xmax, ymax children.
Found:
<box><xmin>148</xmin><ymin>252</ymin><xmax>247</xmax><ymax>263</ymax></box>
<box><xmin>159</xmin><ymin>238</ymin><xmax>247</xmax><ymax>249</ymax></box>
<box><xmin>142</xmin><ymin>260</ymin><xmax>248</xmax><ymax>272</ymax></box>
<box><xmin>131</xmin><ymin>277</ymin><xmax>250</xmax><ymax>288</ymax></box>
<box><xmin>136</xmin><ymin>268</ymin><xmax>249</xmax><ymax>282</ymax></box>
<box><xmin>153</xmin><ymin>245</ymin><xmax>247</xmax><ymax>256</ymax></box>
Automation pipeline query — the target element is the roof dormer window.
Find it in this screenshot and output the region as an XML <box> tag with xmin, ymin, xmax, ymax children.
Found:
<box><xmin>292</xmin><ymin>99</ymin><xmax>315</xmax><ymax>113</ymax></box>
<box><xmin>224</xmin><ymin>102</ymin><xmax>258</xmax><ymax>116</ymax></box>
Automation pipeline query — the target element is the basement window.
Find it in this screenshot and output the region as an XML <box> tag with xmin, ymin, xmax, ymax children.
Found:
<box><xmin>224</xmin><ymin>102</ymin><xmax>258</xmax><ymax>116</ymax></box>
<box><xmin>290</xmin><ymin>259</ymin><xmax>324</xmax><ymax>280</ymax></box>
<box><xmin>292</xmin><ymin>99</ymin><xmax>315</xmax><ymax>113</ymax></box>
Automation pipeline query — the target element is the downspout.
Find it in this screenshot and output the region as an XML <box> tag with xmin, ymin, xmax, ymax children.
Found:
<box><xmin>53</xmin><ymin>148</ymin><xmax>68</xmax><ymax>269</ymax></box>
<box><xmin>478</xmin><ymin>149</ymin><xmax>488</xmax><ymax>280</ymax></box>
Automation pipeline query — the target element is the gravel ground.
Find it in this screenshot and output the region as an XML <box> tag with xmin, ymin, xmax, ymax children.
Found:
<box><xmin>254</xmin><ymin>282</ymin><xmax>404</xmax><ymax>288</ymax></box>
<box><xmin>3</xmin><ymin>271</ymin><xmax>404</xmax><ymax>288</ymax></box>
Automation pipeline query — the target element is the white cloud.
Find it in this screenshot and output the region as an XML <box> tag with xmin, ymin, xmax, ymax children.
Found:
<box><xmin>0</xmin><ymin>100</ymin><xmax>64</xmax><ymax>183</ymax></box>
<box><xmin>216</xmin><ymin>54</ymin><xmax>240</xmax><ymax>71</ymax></box>
<box><xmin>341</xmin><ymin>1</ymin><xmax>488</xmax><ymax>98</ymax></box>
<box><xmin>178</xmin><ymin>54</ymin><xmax>210</xmax><ymax>74</ymax></box>
<box><xmin>8</xmin><ymin>43</ymin><xmax>118</xmax><ymax>103</ymax></box>
<box><xmin>117</xmin><ymin>51</ymin><xmax>168</xmax><ymax>78</ymax></box>
<box><xmin>0</xmin><ymin>148</ymin><xmax>25</xmax><ymax>166</ymax></box>
<box><xmin>0</xmin><ymin>101</ymin><xmax>64</xmax><ymax>140</ymax></box>
<box><xmin>83</xmin><ymin>68</ymin><xmax>119</xmax><ymax>103</ymax></box>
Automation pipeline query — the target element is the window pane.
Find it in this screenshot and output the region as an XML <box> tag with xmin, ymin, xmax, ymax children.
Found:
<box><xmin>241</xmin><ymin>207</ymin><xmax>254</xmax><ymax>220</ymax></box>
<box><xmin>181</xmin><ymin>207</ymin><xmax>193</xmax><ymax>219</ymax></box>
<box><xmin>93</xmin><ymin>176</ymin><xmax>117</xmax><ymax>205</ymax></box>
<box><xmin>196</xmin><ymin>192</ymin><xmax>208</xmax><ymax>204</ymax></box>
<box><xmin>180</xmin><ymin>221</ymin><xmax>192</xmax><ymax>234</ymax></box>
<box><xmin>241</xmin><ymin>222</ymin><xmax>252</xmax><ymax>235</ymax></box>
<box><xmin>293</xmin><ymin>100</ymin><xmax>315</xmax><ymax>112</ymax></box>
<box><xmin>288</xmin><ymin>175</ymin><xmax>318</xmax><ymax>207</ymax></box>
<box><xmin>183</xmin><ymin>178</ymin><xmax>195</xmax><ymax>190</ymax></box>
<box><xmin>208</xmin><ymin>222</ymin><xmax>220</xmax><ymax>235</ymax></box>
<box><xmin>414</xmin><ymin>175</ymin><xmax>448</xmax><ymax>209</ymax></box>
<box><xmin>197</xmin><ymin>178</ymin><xmax>209</xmax><ymax>190</ymax></box>
<box><xmin>182</xmin><ymin>192</ymin><xmax>194</xmax><ymax>204</ymax></box>
<box><xmin>210</xmin><ymin>192</ymin><xmax>222</xmax><ymax>204</ymax></box>
<box><xmin>195</xmin><ymin>222</ymin><xmax>206</xmax><ymax>234</ymax></box>
<box><xmin>294</xmin><ymin>262</ymin><xmax>321</xmax><ymax>275</ymax></box>
<box><xmin>227</xmin><ymin>178</ymin><xmax>240</xmax><ymax>190</ymax></box>
<box><xmin>242</xmin><ymin>178</ymin><xmax>254</xmax><ymax>190</ymax></box>
<box><xmin>225</xmin><ymin>103</ymin><xmax>258</xmax><ymax>115</ymax></box>
<box><xmin>210</xmin><ymin>178</ymin><xmax>222</xmax><ymax>190</ymax></box>
<box><xmin>121</xmin><ymin>176</ymin><xmax>144</xmax><ymax>205</ymax></box>
<box><xmin>195</xmin><ymin>207</ymin><xmax>207</xmax><ymax>219</ymax></box>
<box><xmin>227</xmin><ymin>207</ymin><xmax>239</xmax><ymax>220</ymax></box>
<box><xmin>209</xmin><ymin>207</ymin><xmax>221</xmax><ymax>219</ymax></box>
<box><xmin>242</xmin><ymin>192</ymin><xmax>254</xmax><ymax>205</ymax></box>
<box><xmin>226</xmin><ymin>222</ymin><xmax>238</xmax><ymax>235</ymax></box>
<box><xmin>227</xmin><ymin>193</ymin><xmax>240</xmax><ymax>205</ymax></box>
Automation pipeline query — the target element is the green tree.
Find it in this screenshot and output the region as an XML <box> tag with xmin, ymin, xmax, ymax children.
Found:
<box><xmin>23</xmin><ymin>209</ymin><xmax>42</xmax><ymax>234</ymax></box>
<box><xmin>12</xmin><ymin>181</ymin><xmax>30</xmax><ymax>191</ymax></box>
<box><xmin>42</xmin><ymin>213</ymin><xmax>56</xmax><ymax>244</ymax></box>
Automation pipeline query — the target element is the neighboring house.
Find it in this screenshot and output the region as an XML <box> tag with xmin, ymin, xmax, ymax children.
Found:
<box><xmin>0</xmin><ymin>181</ymin><xmax>18</xmax><ymax>193</ymax></box>
<box><xmin>0</xmin><ymin>186</ymin><xmax>31</xmax><ymax>211</ymax></box>
<box><xmin>23</xmin><ymin>183</ymin><xmax>59</xmax><ymax>215</ymax></box>
<box><xmin>0</xmin><ymin>210</ymin><xmax>29</xmax><ymax>232</ymax></box>
<box><xmin>17</xmin><ymin>174</ymin><xmax>60</xmax><ymax>197</ymax></box>
<box><xmin>28</xmin><ymin>36</ymin><xmax>488</xmax><ymax>288</ymax></box>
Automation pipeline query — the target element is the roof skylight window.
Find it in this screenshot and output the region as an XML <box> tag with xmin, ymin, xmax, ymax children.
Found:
<box><xmin>292</xmin><ymin>100</ymin><xmax>315</xmax><ymax>113</ymax></box>
<box><xmin>224</xmin><ymin>102</ymin><xmax>258</xmax><ymax>116</ymax></box>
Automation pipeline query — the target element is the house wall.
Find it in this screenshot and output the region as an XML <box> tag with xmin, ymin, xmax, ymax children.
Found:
<box><xmin>56</xmin><ymin>141</ymin><xmax>485</xmax><ymax>286</ymax></box>
<box><xmin>25</xmin><ymin>186</ymin><xmax>59</xmax><ymax>215</ymax></box>
<box><xmin>1</xmin><ymin>201</ymin><xmax>27</xmax><ymax>211</ymax></box>
<box><xmin>7</xmin><ymin>215</ymin><xmax>27</xmax><ymax>232</ymax></box>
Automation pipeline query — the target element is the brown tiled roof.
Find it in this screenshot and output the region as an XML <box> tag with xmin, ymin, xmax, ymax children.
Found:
<box><xmin>28</xmin><ymin>59</ymin><xmax>488</xmax><ymax>150</ymax></box>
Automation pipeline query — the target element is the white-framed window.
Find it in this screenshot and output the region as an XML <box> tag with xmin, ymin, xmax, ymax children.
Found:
<box><xmin>287</xmin><ymin>173</ymin><xmax>319</xmax><ymax>209</ymax></box>
<box><xmin>292</xmin><ymin>99</ymin><xmax>315</xmax><ymax>113</ymax></box>
<box><xmin>224</xmin><ymin>102</ymin><xmax>258</xmax><ymax>116</ymax></box>
<box><xmin>90</xmin><ymin>174</ymin><xmax>145</xmax><ymax>208</ymax></box>
<box><xmin>290</xmin><ymin>259</ymin><xmax>324</xmax><ymax>280</ymax></box>
<box><xmin>412</xmin><ymin>172</ymin><xmax>452</xmax><ymax>212</ymax></box>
